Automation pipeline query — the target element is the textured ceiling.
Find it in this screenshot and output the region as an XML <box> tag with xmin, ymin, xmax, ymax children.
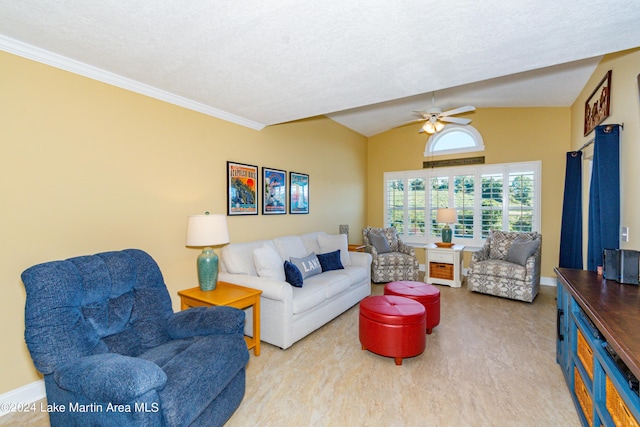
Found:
<box><xmin>2</xmin><ymin>1</ymin><xmax>640</xmax><ymax>136</ymax></box>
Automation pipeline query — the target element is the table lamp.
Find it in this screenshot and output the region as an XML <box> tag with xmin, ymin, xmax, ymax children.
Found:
<box><xmin>186</xmin><ymin>212</ymin><xmax>230</xmax><ymax>291</ymax></box>
<box><xmin>436</xmin><ymin>208</ymin><xmax>457</xmax><ymax>244</ymax></box>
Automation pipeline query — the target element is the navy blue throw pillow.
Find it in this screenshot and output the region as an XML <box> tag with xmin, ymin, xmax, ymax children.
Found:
<box><xmin>284</xmin><ymin>260</ymin><xmax>303</xmax><ymax>287</ymax></box>
<box><xmin>317</xmin><ymin>250</ymin><xmax>344</xmax><ymax>272</ymax></box>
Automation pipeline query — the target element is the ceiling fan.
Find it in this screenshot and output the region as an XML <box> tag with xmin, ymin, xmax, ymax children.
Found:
<box><xmin>397</xmin><ymin>93</ymin><xmax>476</xmax><ymax>134</ymax></box>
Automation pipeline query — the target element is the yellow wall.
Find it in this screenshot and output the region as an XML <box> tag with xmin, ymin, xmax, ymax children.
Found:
<box><xmin>0</xmin><ymin>51</ymin><xmax>367</xmax><ymax>394</ymax></box>
<box><xmin>367</xmin><ymin>107</ymin><xmax>571</xmax><ymax>276</ymax></box>
<box><xmin>570</xmin><ymin>48</ymin><xmax>640</xmax><ymax>256</ymax></box>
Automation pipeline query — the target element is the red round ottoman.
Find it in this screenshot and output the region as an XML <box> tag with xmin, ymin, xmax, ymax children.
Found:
<box><xmin>384</xmin><ymin>281</ymin><xmax>441</xmax><ymax>334</ymax></box>
<box><xmin>359</xmin><ymin>295</ymin><xmax>426</xmax><ymax>365</ymax></box>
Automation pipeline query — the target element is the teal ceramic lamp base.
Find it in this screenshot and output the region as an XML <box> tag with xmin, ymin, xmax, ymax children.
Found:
<box><xmin>197</xmin><ymin>247</ymin><xmax>219</xmax><ymax>291</ymax></box>
<box><xmin>441</xmin><ymin>224</ymin><xmax>452</xmax><ymax>243</ymax></box>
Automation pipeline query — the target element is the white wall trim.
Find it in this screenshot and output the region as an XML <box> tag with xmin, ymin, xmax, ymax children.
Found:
<box><xmin>0</xmin><ymin>35</ymin><xmax>265</xmax><ymax>132</ymax></box>
<box><xmin>0</xmin><ymin>380</ymin><xmax>45</xmax><ymax>417</ymax></box>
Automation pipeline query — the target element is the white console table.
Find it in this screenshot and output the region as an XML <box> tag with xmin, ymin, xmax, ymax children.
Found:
<box><xmin>425</xmin><ymin>244</ymin><xmax>465</xmax><ymax>287</ymax></box>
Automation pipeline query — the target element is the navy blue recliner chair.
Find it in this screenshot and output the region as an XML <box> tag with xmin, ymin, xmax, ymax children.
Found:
<box><xmin>21</xmin><ymin>249</ymin><xmax>249</xmax><ymax>426</ymax></box>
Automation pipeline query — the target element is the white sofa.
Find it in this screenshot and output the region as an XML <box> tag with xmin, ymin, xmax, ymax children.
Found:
<box><xmin>218</xmin><ymin>232</ymin><xmax>372</xmax><ymax>349</ymax></box>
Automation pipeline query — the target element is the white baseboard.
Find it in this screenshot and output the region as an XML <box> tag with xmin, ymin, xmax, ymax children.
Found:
<box><xmin>0</xmin><ymin>380</ymin><xmax>45</xmax><ymax>417</ymax></box>
<box><xmin>540</xmin><ymin>276</ymin><xmax>556</xmax><ymax>287</ymax></box>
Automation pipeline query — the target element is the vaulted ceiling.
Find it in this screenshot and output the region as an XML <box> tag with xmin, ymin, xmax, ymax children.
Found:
<box><xmin>2</xmin><ymin>1</ymin><xmax>640</xmax><ymax>137</ymax></box>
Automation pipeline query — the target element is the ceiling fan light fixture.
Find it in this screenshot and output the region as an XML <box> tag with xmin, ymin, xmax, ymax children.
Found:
<box><xmin>435</xmin><ymin>121</ymin><xmax>445</xmax><ymax>132</ymax></box>
<box><xmin>423</xmin><ymin>122</ymin><xmax>436</xmax><ymax>134</ymax></box>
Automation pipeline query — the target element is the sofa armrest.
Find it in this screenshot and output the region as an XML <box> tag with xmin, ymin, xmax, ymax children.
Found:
<box><xmin>348</xmin><ymin>251</ymin><xmax>372</xmax><ymax>268</ymax></box>
<box><xmin>218</xmin><ymin>272</ymin><xmax>293</xmax><ymax>301</ymax></box>
<box><xmin>53</xmin><ymin>353</ymin><xmax>167</xmax><ymax>403</ymax></box>
<box><xmin>167</xmin><ymin>306</ymin><xmax>245</xmax><ymax>338</ymax></box>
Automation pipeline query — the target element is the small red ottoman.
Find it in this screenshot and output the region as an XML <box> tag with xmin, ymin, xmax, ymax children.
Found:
<box><xmin>359</xmin><ymin>295</ymin><xmax>426</xmax><ymax>365</ymax></box>
<box><xmin>384</xmin><ymin>281</ymin><xmax>441</xmax><ymax>334</ymax></box>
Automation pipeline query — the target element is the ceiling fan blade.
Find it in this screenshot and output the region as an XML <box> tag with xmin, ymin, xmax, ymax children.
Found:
<box><xmin>440</xmin><ymin>116</ymin><xmax>472</xmax><ymax>125</ymax></box>
<box><xmin>440</xmin><ymin>105</ymin><xmax>476</xmax><ymax>117</ymax></box>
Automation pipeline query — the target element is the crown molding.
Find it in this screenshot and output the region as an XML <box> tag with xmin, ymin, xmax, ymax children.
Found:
<box><xmin>0</xmin><ymin>35</ymin><xmax>265</xmax><ymax>131</ymax></box>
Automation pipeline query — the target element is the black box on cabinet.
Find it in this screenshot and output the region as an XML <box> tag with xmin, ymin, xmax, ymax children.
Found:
<box><xmin>619</xmin><ymin>249</ymin><xmax>640</xmax><ymax>285</ymax></box>
<box><xmin>602</xmin><ymin>248</ymin><xmax>640</xmax><ymax>285</ymax></box>
<box><xmin>603</xmin><ymin>249</ymin><xmax>619</xmax><ymax>281</ymax></box>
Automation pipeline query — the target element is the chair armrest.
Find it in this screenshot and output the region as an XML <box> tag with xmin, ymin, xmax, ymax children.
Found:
<box><xmin>53</xmin><ymin>353</ymin><xmax>167</xmax><ymax>403</ymax></box>
<box><xmin>397</xmin><ymin>241</ymin><xmax>415</xmax><ymax>257</ymax></box>
<box><xmin>471</xmin><ymin>247</ymin><xmax>490</xmax><ymax>263</ymax></box>
<box><xmin>167</xmin><ymin>306</ymin><xmax>245</xmax><ymax>339</ymax></box>
<box><xmin>363</xmin><ymin>244</ymin><xmax>378</xmax><ymax>257</ymax></box>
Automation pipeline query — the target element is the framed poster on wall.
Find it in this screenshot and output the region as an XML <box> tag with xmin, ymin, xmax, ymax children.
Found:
<box><xmin>289</xmin><ymin>172</ymin><xmax>309</xmax><ymax>214</ymax></box>
<box><xmin>262</xmin><ymin>167</ymin><xmax>286</xmax><ymax>215</ymax></box>
<box><xmin>227</xmin><ymin>161</ymin><xmax>258</xmax><ymax>215</ymax></box>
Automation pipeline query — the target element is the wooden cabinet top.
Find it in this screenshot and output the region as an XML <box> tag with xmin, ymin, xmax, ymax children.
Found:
<box><xmin>555</xmin><ymin>267</ymin><xmax>640</xmax><ymax>380</ymax></box>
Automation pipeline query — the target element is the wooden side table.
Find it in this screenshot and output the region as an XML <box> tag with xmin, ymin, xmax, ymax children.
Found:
<box><xmin>178</xmin><ymin>281</ymin><xmax>262</xmax><ymax>356</ymax></box>
<box><xmin>348</xmin><ymin>244</ymin><xmax>365</xmax><ymax>252</ymax></box>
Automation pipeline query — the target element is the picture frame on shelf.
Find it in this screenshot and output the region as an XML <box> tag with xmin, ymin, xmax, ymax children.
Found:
<box><xmin>227</xmin><ymin>161</ymin><xmax>258</xmax><ymax>216</ymax></box>
<box><xmin>289</xmin><ymin>172</ymin><xmax>309</xmax><ymax>214</ymax></box>
<box><xmin>584</xmin><ymin>70</ymin><xmax>612</xmax><ymax>136</ymax></box>
<box><xmin>262</xmin><ymin>167</ymin><xmax>286</xmax><ymax>215</ymax></box>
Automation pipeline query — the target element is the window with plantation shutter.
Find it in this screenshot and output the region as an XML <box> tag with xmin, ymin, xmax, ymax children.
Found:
<box><xmin>384</xmin><ymin>161</ymin><xmax>540</xmax><ymax>247</ymax></box>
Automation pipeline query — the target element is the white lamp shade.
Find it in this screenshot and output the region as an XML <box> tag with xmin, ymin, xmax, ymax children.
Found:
<box><xmin>436</xmin><ymin>208</ymin><xmax>458</xmax><ymax>224</ymax></box>
<box><xmin>186</xmin><ymin>214</ymin><xmax>230</xmax><ymax>247</ymax></box>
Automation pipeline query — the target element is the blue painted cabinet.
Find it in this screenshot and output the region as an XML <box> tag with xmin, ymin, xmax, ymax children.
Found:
<box><xmin>556</xmin><ymin>268</ymin><xmax>640</xmax><ymax>427</ymax></box>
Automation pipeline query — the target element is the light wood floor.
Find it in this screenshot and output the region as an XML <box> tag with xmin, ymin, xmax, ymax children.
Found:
<box><xmin>1</xmin><ymin>281</ymin><xmax>580</xmax><ymax>427</ymax></box>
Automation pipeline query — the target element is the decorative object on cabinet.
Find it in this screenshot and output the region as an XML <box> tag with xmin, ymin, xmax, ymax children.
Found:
<box><xmin>289</xmin><ymin>171</ymin><xmax>309</xmax><ymax>214</ymax></box>
<box><xmin>435</xmin><ymin>208</ymin><xmax>457</xmax><ymax>245</ymax></box>
<box><xmin>583</xmin><ymin>70</ymin><xmax>611</xmax><ymax>136</ymax></box>
<box><xmin>227</xmin><ymin>161</ymin><xmax>258</xmax><ymax>215</ymax></box>
<box><xmin>467</xmin><ymin>230</ymin><xmax>541</xmax><ymax>302</ymax></box>
<box><xmin>21</xmin><ymin>249</ymin><xmax>249</xmax><ymax>427</ymax></box>
<box><xmin>362</xmin><ymin>226</ymin><xmax>419</xmax><ymax>283</ymax></box>
<box><xmin>186</xmin><ymin>212</ymin><xmax>230</xmax><ymax>291</ymax></box>
<box><xmin>262</xmin><ymin>167</ymin><xmax>286</xmax><ymax>215</ymax></box>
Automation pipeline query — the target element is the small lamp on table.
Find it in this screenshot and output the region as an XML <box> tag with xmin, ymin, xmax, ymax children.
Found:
<box><xmin>186</xmin><ymin>212</ymin><xmax>230</xmax><ymax>291</ymax></box>
<box><xmin>436</xmin><ymin>208</ymin><xmax>457</xmax><ymax>245</ymax></box>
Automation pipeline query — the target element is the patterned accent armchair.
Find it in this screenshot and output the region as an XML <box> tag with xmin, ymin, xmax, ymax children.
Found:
<box><xmin>467</xmin><ymin>231</ymin><xmax>542</xmax><ymax>302</ymax></box>
<box><xmin>21</xmin><ymin>249</ymin><xmax>249</xmax><ymax>427</ymax></box>
<box><xmin>363</xmin><ymin>227</ymin><xmax>419</xmax><ymax>283</ymax></box>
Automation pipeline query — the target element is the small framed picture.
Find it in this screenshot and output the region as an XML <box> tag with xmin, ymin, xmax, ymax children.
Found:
<box><xmin>289</xmin><ymin>172</ymin><xmax>309</xmax><ymax>214</ymax></box>
<box><xmin>262</xmin><ymin>167</ymin><xmax>286</xmax><ymax>215</ymax></box>
<box><xmin>227</xmin><ymin>161</ymin><xmax>258</xmax><ymax>216</ymax></box>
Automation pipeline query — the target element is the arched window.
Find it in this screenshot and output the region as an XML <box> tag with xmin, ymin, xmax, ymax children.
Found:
<box><xmin>424</xmin><ymin>125</ymin><xmax>484</xmax><ymax>157</ymax></box>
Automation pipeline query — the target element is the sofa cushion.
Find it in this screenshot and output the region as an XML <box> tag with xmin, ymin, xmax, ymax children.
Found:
<box><xmin>317</xmin><ymin>233</ymin><xmax>351</xmax><ymax>267</ymax></box>
<box><xmin>505</xmin><ymin>239</ymin><xmax>540</xmax><ymax>266</ymax></box>
<box><xmin>253</xmin><ymin>245</ymin><xmax>285</xmax><ymax>281</ymax></box>
<box><xmin>341</xmin><ymin>265</ymin><xmax>370</xmax><ymax>287</ymax></box>
<box><xmin>290</xmin><ymin>253</ymin><xmax>322</xmax><ymax>280</ymax></box>
<box><xmin>284</xmin><ymin>261</ymin><xmax>303</xmax><ymax>287</ymax></box>
<box><xmin>273</xmin><ymin>235</ymin><xmax>308</xmax><ymax>260</ymax></box>
<box><xmin>317</xmin><ymin>250</ymin><xmax>344</xmax><ymax>272</ymax></box>
<box><xmin>290</xmin><ymin>284</ymin><xmax>327</xmax><ymax>314</ymax></box>
<box><xmin>221</xmin><ymin>240</ymin><xmax>273</xmax><ymax>276</ymax></box>
<box><xmin>306</xmin><ymin>271</ymin><xmax>351</xmax><ymax>299</ymax></box>
<box><xmin>300</xmin><ymin>232</ymin><xmax>323</xmax><ymax>255</ymax></box>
